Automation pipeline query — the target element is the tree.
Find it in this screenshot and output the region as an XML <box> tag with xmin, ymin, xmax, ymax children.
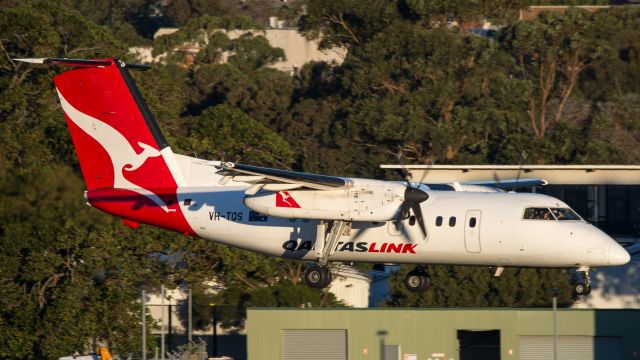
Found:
<box><xmin>180</xmin><ymin>104</ymin><xmax>294</xmax><ymax>166</ymax></box>
<box><xmin>299</xmin><ymin>0</ymin><xmax>527</xmax><ymax>52</ymax></box>
<box><xmin>0</xmin><ymin>2</ymin><xmax>179</xmax><ymax>358</ymax></box>
<box><xmin>385</xmin><ymin>265</ymin><xmax>574</xmax><ymax>308</ymax></box>
<box><xmin>162</xmin><ymin>0</ymin><xmax>288</xmax><ymax>28</ymax></box>
<box><xmin>500</xmin><ymin>8</ymin><xmax>605</xmax><ymax>138</ymax></box>
<box><xmin>581</xmin><ymin>6</ymin><xmax>640</xmax><ymax>101</ymax></box>
<box><xmin>575</xmin><ymin>93</ymin><xmax>640</xmax><ymax>164</ymax></box>
<box><xmin>62</xmin><ymin>0</ymin><xmax>152</xmax><ymax>44</ymax></box>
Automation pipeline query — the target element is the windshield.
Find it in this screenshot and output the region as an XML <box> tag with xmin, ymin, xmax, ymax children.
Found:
<box><xmin>523</xmin><ymin>207</ymin><xmax>582</xmax><ymax>221</ymax></box>
<box><xmin>550</xmin><ymin>208</ymin><xmax>582</xmax><ymax>221</ymax></box>
<box><xmin>523</xmin><ymin>207</ymin><xmax>555</xmax><ymax>220</ymax></box>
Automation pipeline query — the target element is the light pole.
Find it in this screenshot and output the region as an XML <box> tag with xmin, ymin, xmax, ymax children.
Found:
<box><xmin>141</xmin><ymin>289</ymin><xmax>146</xmax><ymax>360</ymax></box>
<box><xmin>188</xmin><ymin>288</ymin><xmax>192</xmax><ymax>344</ymax></box>
<box><xmin>161</xmin><ymin>285</ymin><xmax>165</xmax><ymax>360</ymax></box>
<box><xmin>550</xmin><ymin>288</ymin><xmax>559</xmax><ymax>360</ymax></box>
<box><xmin>209</xmin><ymin>303</ymin><xmax>218</xmax><ymax>358</ymax></box>
<box><xmin>376</xmin><ymin>330</ymin><xmax>388</xmax><ymax>360</ymax></box>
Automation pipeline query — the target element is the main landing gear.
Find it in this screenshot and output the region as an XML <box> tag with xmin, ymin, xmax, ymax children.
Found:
<box><xmin>404</xmin><ymin>265</ymin><xmax>432</xmax><ymax>293</ymax></box>
<box><xmin>303</xmin><ymin>220</ymin><xmax>350</xmax><ymax>289</ymax></box>
<box><xmin>574</xmin><ymin>267</ymin><xmax>592</xmax><ymax>296</ymax></box>
<box><xmin>304</xmin><ymin>264</ymin><xmax>333</xmax><ymax>289</ymax></box>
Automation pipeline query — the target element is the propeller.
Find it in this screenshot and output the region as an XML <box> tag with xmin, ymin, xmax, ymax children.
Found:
<box><xmin>396</xmin><ymin>151</ymin><xmax>429</xmax><ymax>238</ymax></box>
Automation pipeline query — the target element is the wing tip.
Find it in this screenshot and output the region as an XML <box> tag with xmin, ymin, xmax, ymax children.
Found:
<box><xmin>12</xmin><ymin>58</ymin><xmax>47</xmax><ymax>64</ymax></box>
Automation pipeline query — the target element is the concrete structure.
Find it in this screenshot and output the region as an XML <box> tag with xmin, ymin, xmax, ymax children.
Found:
<box><xmin>130</xmin><ymin>28</ymin><xmax>346</xmax><ymax>75</ymax></box>
<box><xmin>247</xmin><ymin>308</ymin><xmax>640</xmax><ymax>360</ymax></box>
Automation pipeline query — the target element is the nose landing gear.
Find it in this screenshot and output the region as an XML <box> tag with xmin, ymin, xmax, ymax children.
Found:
<box><xmin>574</xmin><ymin>267</ymin><xmax>592</xmax><ymax>296</ymax></box>
<box><xmin>404</xmin><ymin>266</ymin><xmax>431</xmax><ymax>293</ymax></box>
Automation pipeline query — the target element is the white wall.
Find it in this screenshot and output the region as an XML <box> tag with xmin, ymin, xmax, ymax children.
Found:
<box><xmin>328</xmin><ymin>265</ymin><xmax>372</xmax><ymax>308</ymax></box>
<box><xmin>130</xmin><ymin>28</ymin><xmax>346</xmax><ymax>74</ymax></box>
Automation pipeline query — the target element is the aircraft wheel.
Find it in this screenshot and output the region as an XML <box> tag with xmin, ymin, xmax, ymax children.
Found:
<box><xmin>404</xmin><ymin>268</ymin><xmax>431</xmax><ymax>293</ymax></box>
<box><xmin>574</xmin><ymin>282</ymin><xmax>592</xmax><ymax>296</ymax></box>
<box><xmin>305</xmin><ymin>265</ymin><xmax>332</xmax><ymax>289</ymax></box>
<box><xmin>321</xmin><ymin>267</ymin><xmax>333</xmax><ymax>288</ymax></box>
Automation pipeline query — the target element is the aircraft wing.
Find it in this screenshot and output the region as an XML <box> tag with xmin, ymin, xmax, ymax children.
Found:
<box><xmin>463</xmin><ymin>178</ymin><xmax>548</xmax><ymax>189</ymax></box>
<box><xmin>217</xmin><ymin>162</ymin><xmax>351</xmax><ymax>192</ymax></box>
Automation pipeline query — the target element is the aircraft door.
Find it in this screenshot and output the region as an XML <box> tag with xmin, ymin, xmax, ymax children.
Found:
<box><xmin>464</xmin><ymin>210</ymin><xmax>482</xmax><ymax>253</ymax></box>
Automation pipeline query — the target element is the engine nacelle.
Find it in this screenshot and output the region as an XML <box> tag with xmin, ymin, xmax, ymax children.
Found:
<box><xmin>243</xmin><ymin>180</ymin><xmax>408</xmax><ymax>221</ymax></box>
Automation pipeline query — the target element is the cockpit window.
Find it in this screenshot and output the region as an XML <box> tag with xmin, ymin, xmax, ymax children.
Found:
<box><xmin>550</xmin><ymin>208</ymin><xmax>581</xmax><ymax>221</ymax></box>
<box><xmin>523</xmin><ymin>207</ymin><xmax>555</xmax><ymax>220</ymax></box>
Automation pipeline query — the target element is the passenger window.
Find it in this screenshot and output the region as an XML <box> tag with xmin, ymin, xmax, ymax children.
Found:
<box><xmin>435</xmin><ymin>216</ymin><xmax>443</xmax><ymax>226</ymax></box>
<box><xmin>409</xmin><ymin>216</ymin><xmax>416</xmax><ymax>226</ymax></box>
<box><xmin>449</xmin><ymin>216</ymin><xmax>456</xmax><ymax>227</ymax></box>
<box><xmin>523</xmin><ymin>207</ymin><xmax>555</xmax><ymax>220</ymax></box>
<box><xmin>469</xmin><ymin>217</ymin><xmax>476</xmax><ymax>228</ymax></box>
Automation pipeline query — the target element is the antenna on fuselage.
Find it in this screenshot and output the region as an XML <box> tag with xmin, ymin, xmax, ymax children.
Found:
<box><xmin>512</xmin><ymin>150</ymin><xmax>528</xmax><ymax>192</ymax></box>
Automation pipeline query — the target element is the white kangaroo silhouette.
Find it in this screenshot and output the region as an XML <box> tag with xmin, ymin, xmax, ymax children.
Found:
<box><xmin>57</xmin><ymin>89</ymin><xmax>174</xmax><ymax>213</ymax></box>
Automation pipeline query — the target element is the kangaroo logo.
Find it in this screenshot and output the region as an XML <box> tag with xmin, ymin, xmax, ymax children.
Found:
<box><xmin>57</xmin><ymin>89</ymin><xmax>174</xmax><ymax>212</ymax></box>
<box><xmin>276</xmin><ymin>191</ymin><xmax>301</xmax><ymax>208</ymax></box>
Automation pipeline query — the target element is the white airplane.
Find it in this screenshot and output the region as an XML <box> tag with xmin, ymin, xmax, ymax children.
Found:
<box><xmin>18</xmin><ymin>57</ymin><xmax>630</xmax><ymax>296</ymax></box>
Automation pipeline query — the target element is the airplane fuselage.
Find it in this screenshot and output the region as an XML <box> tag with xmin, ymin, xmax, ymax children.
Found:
<box><xmin>89</xmin><ymin>177</ymin><xmax>625</xmax><ymax>269</ymax></box>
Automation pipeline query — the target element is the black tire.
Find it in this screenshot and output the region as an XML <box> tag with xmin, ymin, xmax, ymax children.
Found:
<box><xmin>320</xmin><ymin>267</ymin><xmax>333</xmax><ymax>288</ymax></box>
<box><xmin>304</xmin><ymin>265</ymin><xmax>332</xmax><ymax>289</ymax></box>
<box><xmin>574</xmin><ymin>282</ymin><xmax>589</xmax><ymax>296</ymax></box>
<box><xmin>404</xmin><ymin>269</ymin><xmax>431</xmax><ymax>293</ymax></box>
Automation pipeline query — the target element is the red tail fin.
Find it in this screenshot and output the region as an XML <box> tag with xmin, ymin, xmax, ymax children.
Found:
<box><xmin>51</xmin><ymin>58</ymin><xmax>193</xmax><ymax>234</ymax></box>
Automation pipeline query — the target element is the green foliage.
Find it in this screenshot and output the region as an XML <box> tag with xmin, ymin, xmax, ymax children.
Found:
<box><xmin>163</xmin><ymin>0</ymin><xmax>287</xmax><ymax>28</ymax></box>
<box><xmin>500</xmin><ymin>8</ymin><xmax>606</xmax><ymax>139</ymax></box>
<box><xmin>299</xmin><ymin>0</ymin><xmax>527</xmax><ymax>52</ymax></box>
<box><xmin>62</xmin><ymin>0</ymin><xmax>152</xmax><ymax>45</ymax></box>
<box><xmin>2</xmin><ymin>1</ymin><xmax>640</xmax><ymax>357</ymax></box>
<box><xmin>0</xmin><ymin>162</ymin><xmax>183</xmax><ymax>358</ymax></box>
<box><xmin>385</xmin><ymin>265</ymin><xmax>574</xmax><ymax>307</ymax></box>
<box><xmin>181</xmin><ymin>104</ymin><xmax>295</xmax><ymax>166</ymax></box>
<box><xmin>582</xmin><ymin>6</ymin><xmax>640</xmax><ymax>100</ymax></box>
<box><xmin>153</xmin><ymin>15</ymin><xmax>260</xmax><ymax>57</ymax></box>
<box><xmin>227</xmin><ymin>34</ymin><xmax>285</xmax><ymax>71</ymax></box>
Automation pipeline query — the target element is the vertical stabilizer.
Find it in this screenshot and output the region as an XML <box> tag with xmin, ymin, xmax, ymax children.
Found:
<box><xmin>45</xmin><ymin>58</ymin><xmax>192</xmax><ymax>234</ymax></box>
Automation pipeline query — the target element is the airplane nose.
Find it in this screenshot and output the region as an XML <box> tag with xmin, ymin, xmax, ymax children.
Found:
<box><xmin>608</xmin><ymin>243</ymin><xmax>631</xmax><ymax>265</ymax></box>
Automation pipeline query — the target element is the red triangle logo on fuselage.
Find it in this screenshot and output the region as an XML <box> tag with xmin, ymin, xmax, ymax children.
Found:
<box><xmin>276</xmin><ymin>191</ymin><xmax>301</xmax><ymax>208</ymax></box>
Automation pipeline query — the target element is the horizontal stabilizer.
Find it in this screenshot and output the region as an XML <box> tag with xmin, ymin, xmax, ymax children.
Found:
<box><xmin>13</xmin><ymin>57</ymin><xmax>150</xmax><ymax>70</ymax></box>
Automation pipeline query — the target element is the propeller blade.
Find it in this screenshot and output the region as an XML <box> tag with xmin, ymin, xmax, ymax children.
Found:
<box><xmin>411</xmin><ymin>202</ymin><xmax>427</xmax><ymax>238</ymax></box>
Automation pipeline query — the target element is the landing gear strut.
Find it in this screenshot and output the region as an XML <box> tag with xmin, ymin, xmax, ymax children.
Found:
<box><xmin>574</xmin><ymin>267</ymin><xmax>592</xmax><ymax>296</ymax></box>
<box><xmin>404</xmin><ymin>266</ymin><xmax>431</xmax><ymax>293</ymax></box>
<box><xmin>304</xmin><ymin>264</ymin><xmax>332</xmax><ymax>289</ymax></box>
